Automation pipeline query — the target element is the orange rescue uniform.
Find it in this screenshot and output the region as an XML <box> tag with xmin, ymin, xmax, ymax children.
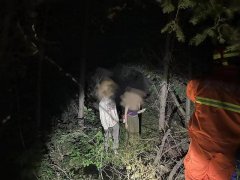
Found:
<box><xmin>184</xmin><ymin>66</ymin><xmax>240</xmax><ymax>180</ymax></box>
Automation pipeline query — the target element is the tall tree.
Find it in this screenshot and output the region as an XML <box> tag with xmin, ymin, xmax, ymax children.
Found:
<box><xmin>185</xmin><ymin>60</ymin><xmax>192</xmax><ymax>125</ymax></box>
<box><xmin>36</xmin><ymin>4</ymin><xmax>49</xmax><ymax>129</ymax></box>
<box><xmin>159</xmin><ymin>35</ymin><xmax>172</xmax><ymax>130</ymax></box>
<box><xmin>78</xmin><ymin>0</ymin><xmax>90</xmax><ymax>126</ymax></box>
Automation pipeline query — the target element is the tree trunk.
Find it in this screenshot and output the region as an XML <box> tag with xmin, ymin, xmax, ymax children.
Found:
<box><xmin>159</xmin><ymin>36</ymin><xmax>172</xmax><ymax>131</ymax></box>
<box><xmin>78</xmin><ymin>0</ymin><xmax>90</xmax><ymax>127</ymax></box>
<box><xmin>185</xmin><ymin>60</ymin><xmax>192</xmax><ymax>126</ymax></box>
<box><xmin>36</xmin><ymin>6</ymin><xmax>48</xmax><ymax>130</ymax></box>
<box><xmin>78</xmin><ymin>61</ymin><xmax>85</xmax><ymax>120</ymax></box>
<box><xmin>36</xmin><ymin>48</ymin><xmax>43</xmax><ymax>129</ymax></box>
<box><xmin>185</xmin><ymin>96</ymin><xmax>191</xmax><ymax>125</ymax></box>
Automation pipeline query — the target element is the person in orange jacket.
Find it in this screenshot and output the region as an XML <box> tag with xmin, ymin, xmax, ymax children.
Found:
<box><xmin>184</xmin><ymin>46</ymin><xmax>240</xmax><ymax>180</ymax></box>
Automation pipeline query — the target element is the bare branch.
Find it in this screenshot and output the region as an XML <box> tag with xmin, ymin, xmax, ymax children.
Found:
<box><xmin>45</xmin><ymin>56</ymin><xmax>79</xmax><ymax>85</ymax></box>
<box><xmin>50</xmin><ymin>164</ymin><xmax>73</xmax><ymax>180</ymax></box>
<box><xmin>167</xmin><ymin>157</ymin><xmax>184</xmax><ymax>180</ymax></box>
<box><xmin>170</xmin><ymin>91</ymin><xmax>186</xmax><ymax>117</ymax></box>
<box><xmin>154</xmin><ymin>129</ymin><xmax>171</xmax><ymax>164</ymax></box>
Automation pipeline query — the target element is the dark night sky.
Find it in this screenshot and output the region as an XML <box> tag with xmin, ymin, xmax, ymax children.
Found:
<box><xmin>40</xmin><ymin>0</ymin><xmax>164</xmax><ymax>72</ymax></box>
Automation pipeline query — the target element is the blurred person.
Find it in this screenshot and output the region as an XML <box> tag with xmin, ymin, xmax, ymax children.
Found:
<box><xmin>121</xmin><ymin>87</ymin><xmax>146</xmax><ymax>142</ymax></box>
<box><xmin>97</xmin><ymin>79</ymin><xmax>119</xmax><ymax>154</ymax></box>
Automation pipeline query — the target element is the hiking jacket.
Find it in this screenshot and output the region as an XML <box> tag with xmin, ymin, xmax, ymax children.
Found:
<box><xmin>184</xmin><ymin>66</ymin><xmax>240</xmax><ymax>180</ymax></box>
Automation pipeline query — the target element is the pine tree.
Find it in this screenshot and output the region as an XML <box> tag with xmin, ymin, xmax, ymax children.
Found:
<box><xmin>159</xmin><ymin>0</ymin><xmax>240</xmax><ymax>48</ymax></box>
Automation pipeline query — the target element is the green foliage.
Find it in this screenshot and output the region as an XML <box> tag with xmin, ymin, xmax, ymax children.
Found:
<box><xmin>33</xmin><ymin>103</ymin><xmax>106</xmax><ymax>179</ymax></box>
<box><xmin>161</xmin><ymin>21</ymin><xmax>185</xmax><ymax>42</ymax></box>
<box><xmin>37</xmin><ymin>159</ymin><xmax>55</xmax><ymax>180</ymax></box>
<box><xmin>226</xmin><ymin>44</ymin><xmax>240</xmax><ymax>52</ymax></box>
<box><xmin>178</xmin><ymin>0</ymin><xmax>196</xmax><ymax>10</ymax></box>
<box><xmin>36</xmin><ymin>128</ymin><xmax>107</xmax><ymax>179</ymax></box>
<box><xmin>161</xmin><ymin>0</ymin><xmax>175</xmax><ymax>14</ymax></box>
<box><xmin>36</xmin><ymin>122</ymin><xmax>159</xmax><ymax>179</ymax></box>
<box><xmin>190</xmin><ymin>27</ymin><xmax>215</xmax><ymax>46</ymax></box>
<box><xmin>158</xmin><ymin>0</ymin><xmax>240</xmax><ymax>47</ymax></box>
<box><xmin>161</xmin><ymin>21</ymin><xmax>175</xmax><ymax>34</ymax></box>
<box><xmin>175</xmin><ymin>23</ymin><xmax>185</xmax><ymax>42</ymax></box>
<box><xmin>118</xmin><ymin>142</ymin><xmax>157</xmax><ymax>180</ymax></box>
<box><xmin>189</xmin><ymin>5</ymin><xmax>212</xmax><ymax>25</ymax></box>
<box><xmin>69</xmin><ymin>131</ymin><xmax>106</xmax><ymax>169</ymax></box>
<box><xmin>84</xmin><ymin>106</ymin><xmax>100</xmax><ymax>126</ymax></box>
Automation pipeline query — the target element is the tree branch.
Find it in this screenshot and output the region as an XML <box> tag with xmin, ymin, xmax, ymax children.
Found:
<box><xmin>170</xmin><ymin>90</ymin><xmax>185</xmax><ymax>117</ymax></box>
<box><xmin>154</xmin><ymin>129</ymin><xmax>171</xmax><ymax>165</ymax></box>
<box><xmin>167</xmin><ymin>157</ymin><xmax>184</xmax><ymax>180</ymax></box>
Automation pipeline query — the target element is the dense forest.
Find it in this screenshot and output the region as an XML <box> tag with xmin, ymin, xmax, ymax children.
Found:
<box><xmin>0</xmin><ymin>0</ymin><xmax>239</xmax><ymax>179</ymax></box>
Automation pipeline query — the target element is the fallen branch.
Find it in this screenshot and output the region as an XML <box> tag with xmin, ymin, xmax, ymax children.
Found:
<box><xmin>154</xmin><ymin>129</ymin><xmax>171</xmax><ymax>165</ymax></box>
<box><xmin>169</xmin><ymin>133</ymin><xmax>183</xmax><ymax>156</ymax></box>
<box><xmin>50</xmin><ymin>164</ymin><xmax>73</xmax><ymax>180</ymax></box>
<box><xmin>167</xmin><ymin>157</ymin><xmax>184</xmax><ymax>180</ymax></box>
<box><xmin>161</xmin><ymin>139</ymin><xmax>188</xmax><ymax>157</ymax></box>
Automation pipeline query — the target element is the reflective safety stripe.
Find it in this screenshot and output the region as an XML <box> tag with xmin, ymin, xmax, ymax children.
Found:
<box><xmin>196</xmin><ymin>96</ymin><xmax>240</xmax><ymax>113</ymax></box>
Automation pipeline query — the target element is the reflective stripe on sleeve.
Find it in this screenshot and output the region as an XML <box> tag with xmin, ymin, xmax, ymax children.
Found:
<box><xmin>196</xmin><ymin>96</ymin><xmax>240</xmax><ymax>113</ymax></box>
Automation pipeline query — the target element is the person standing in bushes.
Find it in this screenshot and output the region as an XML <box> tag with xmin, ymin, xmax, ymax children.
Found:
<box><xmin>97</xmin><ymin>79</ymin><xmax>119</xmax><ymax>154</ymax></box>
<box><xmin>121</xmin><ymin>87</ymin><xmax>146</xmax><ymax>143</ymax></box>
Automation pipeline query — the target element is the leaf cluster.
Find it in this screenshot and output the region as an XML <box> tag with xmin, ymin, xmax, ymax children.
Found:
<box><xmin>159</xmin><ymin>0</ymin><xmax>240</xmax><ymax>47</ymax></box>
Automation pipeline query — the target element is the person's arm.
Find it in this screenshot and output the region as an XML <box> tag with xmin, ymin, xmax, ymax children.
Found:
<box><xmin>111</xmin><ymin>100</ymin><xmax>119</xmax><ymax>122</ymax></box>
<box><xmin>124</xmin><ymin>106</ymin><xmax>129</xmax><ymax>129</ymax></box>
<box><xmin>99</xmin><ymin>102</ymin><xmax>108</xmax><ymax>131</ymax></box>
